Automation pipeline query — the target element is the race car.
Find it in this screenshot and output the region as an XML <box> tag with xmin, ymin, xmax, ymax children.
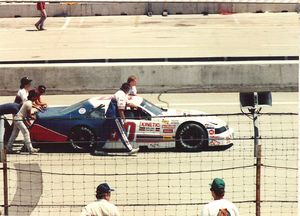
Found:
<box><xmin>29</xmin><ymin>95</ymin><xmax>233</xmax><ymax>151</ymax></box>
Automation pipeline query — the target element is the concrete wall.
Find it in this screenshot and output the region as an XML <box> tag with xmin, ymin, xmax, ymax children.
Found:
<box><xmin>0</xmin><ymin>2</ymin><xmax>299</xmax><ymax>17</ymax></box>
<box><xmin>0</xmin><ymin>61</ymin><xmax>298</xmax><ymax>95</ymax></box>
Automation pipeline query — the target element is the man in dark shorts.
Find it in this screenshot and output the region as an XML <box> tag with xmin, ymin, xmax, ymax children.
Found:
<box><xmin>35</xmin><ymin>2</ymin><xmax>47</xmax><ymax>31</ymax></box>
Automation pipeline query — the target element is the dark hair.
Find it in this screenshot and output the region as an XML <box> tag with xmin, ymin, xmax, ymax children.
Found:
<box><xmin>28</xmin><ymin>90</ymin><xmax>37</xmax><ymax>101</ymax></box>
<box><xmin>127</xmin><ymin>75</ymin><xmax>137</xmax><ymax>83</ymax></box>
<box><xmin>120</xmin><ymin>83</ymin><xmax>131</xmax><ymax>93</ymax></box>
<box><xmin>211</xmin><ymin>188</ymin><xmax>225</xmax><ymax>198</ymax></box>
<box><xmin>38</xmin><ymin>85</ymin><xmax>46</xmax><ymax>94</ymax></box>
<box><xmin>96</xmin><ymin>191</ymin><xmax>109</xmax><ymax>200</ymax></box>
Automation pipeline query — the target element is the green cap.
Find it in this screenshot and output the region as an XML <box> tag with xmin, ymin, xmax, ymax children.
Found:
<box><xmin>210</xmin><ymin>178</ymin><xmax>225</xmax><ymax>190</ymax></box>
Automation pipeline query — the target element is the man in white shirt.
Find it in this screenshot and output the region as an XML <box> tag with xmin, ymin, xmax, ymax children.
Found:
<box><xmin>81</xmin><ymin>183</ymin><xmax>120</xmax><ymax>216</ymax></box>
<box><xmin>127</xmin><ymin>75</ymin><xmax>137</xmax><ymax>96</ymax></box>
<box><xmin>201</xmin><ymin>178</ymin><xmax>239</xmax><ymax>216</ymax></box>
<box><xmin>6</xmin><ymin>90</ymin><xmax>39</xmax><ymax>154</ymax></box>
<box><xmin>93</xmin><ymin>83</ymin><xmax>139</xmax><ymax>156</ymax></box>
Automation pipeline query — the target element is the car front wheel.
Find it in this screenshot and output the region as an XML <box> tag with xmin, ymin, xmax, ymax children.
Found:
<box><xmin>176</xmin><ymin>123</ymin><xmax>208</xmax><ymax>151</ymax></box>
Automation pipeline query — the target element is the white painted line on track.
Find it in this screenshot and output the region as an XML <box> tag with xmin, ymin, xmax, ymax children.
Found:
<box><xmin>105</xmin><ymin>45</ymin><xmax>190</xmax><ymax>48</ymax></box>
<box><xmin>233</xmin><ymin>14</ymin><xmax>240</xmax><ymax>25</ymax></box>
<box><xmin>79</xmin><ymin>17</ymin><xmax>84</xmax><ymax>27</ymax></box>
<box><xmin>61</xmin><ymin>17</ymin><xmax>71</xmax><ymax>30</ymax></box>
<box><xmin>156</xmin><ymin>102</ymin><xmax>298</xmax><ymax>106</ymax></box>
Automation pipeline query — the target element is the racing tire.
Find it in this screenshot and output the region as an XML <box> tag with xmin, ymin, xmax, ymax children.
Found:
<box><xmin>69</xmin><ymin>126</ymin><xmax>95</xmax><ymax>152</ymax></box>
<box><xmin>176</xmin><ymin>123</ymin><xmax>208</xmax><ymax>151</ymax></box>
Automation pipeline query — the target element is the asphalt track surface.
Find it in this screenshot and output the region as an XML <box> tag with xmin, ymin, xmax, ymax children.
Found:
<box><xmin>0</xmin><ymin>13</ymin><xmax>299</xmax><ymax>62</ymax></box>
<box><xmin>0</xmin><ymin>92</ymin><xmax>298</xmax><ymax>216</ymax></box>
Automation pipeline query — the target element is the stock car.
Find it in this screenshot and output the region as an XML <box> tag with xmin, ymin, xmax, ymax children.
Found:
<box><xmin>29</xmin><ymin>95</ymin><xmax>234</xmax><ymax>151</ymax></box>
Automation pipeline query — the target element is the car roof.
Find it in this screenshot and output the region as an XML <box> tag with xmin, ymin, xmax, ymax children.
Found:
<box><xmin>88</xmin><ymin>95</ymin><xmax>143</xmax><ymax>109</ymax></box>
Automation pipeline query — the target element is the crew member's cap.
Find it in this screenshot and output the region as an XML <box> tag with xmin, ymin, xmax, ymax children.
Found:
<box><xmin>20</xmin><ymin>77</ymin><xmax>32</xmax><ymax>86</ymax></box>
<box><xmin>210</xmin><ymin>178</ymin><xmax>225</xmax><ymax>190</ymax></box>
<box><xmin>97</xmin><ymin>183</ymin><xmax>115</xmax><ymax>194</ymax></box>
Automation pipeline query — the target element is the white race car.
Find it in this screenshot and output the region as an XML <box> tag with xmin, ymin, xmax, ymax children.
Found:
<box><xmin>97</xmin><ymin>95</ymin><xmax>233</xmax><ymax>151</ymax></box>
<box><xmin>29</xmin><ymin>95</ymin><xmax>233</xmax><ymax>152</ymax></box>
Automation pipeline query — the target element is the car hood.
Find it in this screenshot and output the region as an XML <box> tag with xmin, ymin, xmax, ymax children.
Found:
<box><xmin>161</xmin><ymin>109</ymin><xmax>227</xmax><ymax>126</ymax></box>
<box><xmin>36</xmin><ymin>106</ymin><xmax>67</xmax><ymax>118</ymax></box>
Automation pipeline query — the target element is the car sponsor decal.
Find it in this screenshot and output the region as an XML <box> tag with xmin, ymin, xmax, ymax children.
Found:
<box><xmin>161</xmin><ymin>119</ymin><xmax>169</xmax><ymax>124</ymax></box>
<box><xmin>162</xmin><ymin>124</ymin><xmax>176</xmax><ymax>129</ymax></box>
<box><xmin>209</xmin><ymin>140</ymin><xmax>220</xmax><ymax>146</ymax></box>
<box><xmin>161</xmin><ymin>123</ymin><xmax>176</xmax><ymax>134</ymax></box>
<box><xmin>170</xmin><ymin>120</ymin><xmax>179</xmax><ymax>124</ymax></box>
<box><xmin>139</xmin><ymin>122</ymin><xmax>160</xmax><ymax>132</ymax></box>
<box><xmin>208</xmin><ymin>129</ymin><xmax>215</xmax><ymax>135</ymax></box>
<box><xmin>78</xmin><ymin>108</ymin><xmax>86</xmax><ymax>115</ymax></box>
<box><xmin>163</xmin><ymin>136</ymin><xmax>173</xmax><ymax>140</ymax></box>
<box><xmin>163</xmin><ymin>129</ymin><xmax>174</xmax><ymax>133</ymax></box>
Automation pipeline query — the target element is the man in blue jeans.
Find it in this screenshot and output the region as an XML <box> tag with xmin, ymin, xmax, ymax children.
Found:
<box><xmin>0</xmin><ymin>103</ymin><xmax>20</xmax><ymax>144</ymax></box>
<box><xmin>93</xmin><ymin>83</ymin><xmax>139</xmax><ymax>156</ymax></box>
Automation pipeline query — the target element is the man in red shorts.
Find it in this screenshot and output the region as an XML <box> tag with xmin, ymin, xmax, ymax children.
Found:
<box><xmin>35</xmin><ymin>2</ymin><xmax>47</xmax><ymax>31</ymax></box>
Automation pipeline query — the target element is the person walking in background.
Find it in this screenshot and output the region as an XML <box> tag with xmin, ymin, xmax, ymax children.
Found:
<box><xmin>201</xmin><ymin>178</ymin><xmax>239</xmax><ymax>216</ymax></box>
<box><xmin>33</xmin><ymin>85</ymin><xmax>48</xmax><ymax>111</ymax></box>
<box><xmin>80</xmin><ymin>183</ymin><xmax>120</xmax><ymax>216</ymax></box>
<box><xmin>14</xmin><ymin>77</ymin><xmax>32</xmax><ymax>105</ymax></box>
<box><xmin>6</xmin><ymin>90</ymin><xmax>40</xmax><ymax>154</ymax></box>
<box><xmin>35</xmin><ymin>1</ymin><xmax>47</xmax><ymax>31</ymax></box>
<box><xmin>127</xmin><ymin>75</ymin><xmax>138</xmax><ymax>96</ymax></box>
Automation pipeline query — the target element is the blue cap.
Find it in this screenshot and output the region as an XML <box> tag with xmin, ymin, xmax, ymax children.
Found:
<box><xmin>96</xmin><ymin>183</ymin><xmax>115</xmax><ymax>194</ymax></box>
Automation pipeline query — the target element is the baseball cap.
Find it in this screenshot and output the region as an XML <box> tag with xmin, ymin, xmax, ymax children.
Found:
<box><xmin>210</xmin><ymin>178</ymin><xmax>225</xmax><ymax>190</ymax></box>
<box><xmin>96</xmin><ymin>183</ymin><xmax>115</xmax><ymax>194</ymax></box>
<box><xmin>20</xmin><ymin>77</ymin><xmax>32</xmax><ymax>86</ymax></box>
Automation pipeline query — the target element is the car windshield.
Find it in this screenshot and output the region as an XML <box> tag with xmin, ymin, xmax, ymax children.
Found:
<box><xmin>60</xmin><ymin>99</ymin><xmax>88</xmax><ymax>114</ymax></box>
<box><xmin>140</xmin><ymin>99</ymin><xmax>163</xmax><ymax>116</ymax></box>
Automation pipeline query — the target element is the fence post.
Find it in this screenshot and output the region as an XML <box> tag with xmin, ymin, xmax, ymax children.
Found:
<box><xmin>0</xmin><ymin>116</ymin><xmax>9</xmax><ymax>216</ymax></box>
<box><xmin>252</xmin><ymin>108</ymin><xmax>261</xmax><ymax>216</ymax></box>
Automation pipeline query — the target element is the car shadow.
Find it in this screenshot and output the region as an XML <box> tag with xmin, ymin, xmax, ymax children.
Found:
<box><xmin>34</xmin><ymin>143</ymin><xmax>233</xmax><ymax>154</ymax></box>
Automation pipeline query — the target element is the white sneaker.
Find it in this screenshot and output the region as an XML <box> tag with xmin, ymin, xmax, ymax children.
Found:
<box><xmin>128</xmin><ymin>147</ymin><xmax>139</xmax><ymax>155</ymax></box>
<box><xmin>29</xmin><ymin>148</ymin><xmax>40</xmax><ymax>154</ymax></box>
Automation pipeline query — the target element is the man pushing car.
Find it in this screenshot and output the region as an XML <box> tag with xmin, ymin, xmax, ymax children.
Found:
<box><xmin>93</xmin><ymin>83</ymin><xmax>139</xmax><ymax>156</ymax></box>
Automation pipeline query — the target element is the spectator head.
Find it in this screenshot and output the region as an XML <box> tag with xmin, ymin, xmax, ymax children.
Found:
<box><xmin>210</xmin><ymin>178</ymin><xmax>225</xmax><ymax>200</ymax></box>
<box><xmin>120</xmin><ymin>83</ymin><xmax>131</xmax><ymax>94</ymax></box>
<box><xmin>20</xmin><ymin>77</ymin><xmax>32</xmax><ymax>89</ymax></box>
<box><xmin>127</xmin><ymin>75</ymin><xmax>137</xmax><ymax>87</ymax></box>
<box><xmin>37</xmin><ymin>85</ymin><xmax>47</xmax><ymax>95</ymax></box>
<box><xmin>96</xmin><ymin>183</ymin><xmax>115</xmax><ymax>201</ymax></box>
<box><xmin>28</xmin><ymin>90</ymin><xmax>38</xmax><ymax>102</ymax></box>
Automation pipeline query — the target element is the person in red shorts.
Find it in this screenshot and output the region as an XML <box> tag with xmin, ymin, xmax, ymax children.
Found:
<box><xmin>35</xmin><ymin>2</ymin><xmax>47</xmax><ymax>31</ymax></box>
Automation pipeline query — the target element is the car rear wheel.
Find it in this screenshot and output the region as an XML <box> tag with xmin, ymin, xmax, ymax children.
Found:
<box><xmin>176</xmin><ymin>123</ymin><xmax>208</xmax><ymax>151</ymax></box>
<box><xmin>69</xmin><ymin>126</ymin><xmax>95</xmax><ymax>152</ymax></box>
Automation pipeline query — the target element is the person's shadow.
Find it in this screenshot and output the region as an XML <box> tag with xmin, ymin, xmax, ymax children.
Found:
<box><xmin>8</xmin><ymin>163</ymin><xmax>43</xmax><ymax>216</ymax></box>
<box><xmin>25</xmin><ymin>29</ymin><xmax>38</xmax><ymax>32</ymax></box>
